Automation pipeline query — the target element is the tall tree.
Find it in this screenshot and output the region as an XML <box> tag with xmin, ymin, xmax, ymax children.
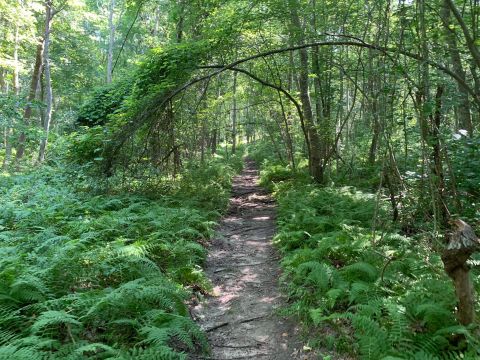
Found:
<box><xmin>441</xmin><ymin>0</ymin><xmax>473</xmax><ymax>135</ymax></box>
<box><xmin>288</xmin><ymin>0</ymin><xmax>323</xmax><ymax>182</ymax></box>
<box><xmin>38</xmin><ymin>0</ymin><xmax>55</xmax><ymax>162</ymax></box>
<box><xmin>106</xmin><ymin>0</ymin><xmax>115</xmax><ymax>83</ymax></box>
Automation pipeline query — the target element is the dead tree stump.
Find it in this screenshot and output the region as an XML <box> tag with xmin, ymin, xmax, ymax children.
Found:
<box><xmin>441</xmin><ymin>219</ymin><xmax>479</xmax><ymax>325</ymax></box>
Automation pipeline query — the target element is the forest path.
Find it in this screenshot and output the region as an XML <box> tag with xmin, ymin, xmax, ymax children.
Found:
<box><xmin>190</xmin><ymin>159</ymin><xmax>314</xmax><ymax>360</ymax></box>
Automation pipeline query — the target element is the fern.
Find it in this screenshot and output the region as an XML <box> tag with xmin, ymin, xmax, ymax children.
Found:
<box><xmin>385</xmin><ymin>303</ymin><xmax>411</xmax><ymax>350</ymax></box>
<box><xmin>31</xmin><ymin>311</ymin><xmax>82</xmax><ymax>335</ymax></box>
<box><xmin>413</xmin><ymin>303</ymin><xmax>457</xmax><ymax>332</ymax></box>
<box><xmin>350</xmin><ymin>313</ymin><xmax>389</xmax><ymax>359</ymax></box>
<box><xmin>74</xmin><ymin>342</ymin><xmax>118</xmax><ymax>357</ymax></box>
<box><xmin>341</xmin><ymin>262</ymin><xmax>379</xmax><ymax>283</ymax></box>
<box><xmin>263</xmin><ymin>170</ymin><xmax>480</xmax><ymax>359</ymax></box>
<box><xmin>9</xmin><ymin>274</ymin><xmax>50</xmax><ymax>304</ymax></box>
<box><xmin>120</xmin><ymin>346</ymin><xmax>186</xmax><ymax>360</ymax></box>
<box><xmin>0</xmin><ymin>345</ymin><xmax>46</xmax><ymax>360</ymax></box>
<box><xmin>294</xmin><ymin>261</ymin><xmax>333</xmax><ymax>292</ymax></box>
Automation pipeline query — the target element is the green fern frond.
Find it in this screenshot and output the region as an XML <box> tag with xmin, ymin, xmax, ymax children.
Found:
<box><xmin>31</xmin><ymin>310</ymin><xmax>82</xmax><ymax>334</ymax></box>
<box><xmin>74</xmin><ymin>342</ymin><xmax>118</xmax><ymax>357</ymax></box>
<box><xmin>9</xmin><ymin>275</ymin><xmax>50</xmax><ymax>303</ymax></box>
<box><xmin>348</xmin><ymin>281</ymin><xmax>377</xmax><ymax>304</ymax></box>
<box><xmin>0</xmin><ymin>329</ymin><xmax>19</xmax><ymax>346</ymax></box>
<box><xmin>0</xmin><ymin>345</ymin><xmax>46</xmax><ymax>360</ymax></box>
<box><xmin>385</xmin><ymin>302</ymin><xmax>412</xmax><ymax>350</ymax></box>
<box><xmin>350</xmin><ymin>314</ymin><xmax>389</xmax><ymax>359</ymax></box>
<box><xmin>121</xmin><ymin>345</ymin><xmax>187</xmax><ymax>360</ymax></box>
<box><xmin>293</xmin><ymin>261</ymin><xmax>334</xmax><ymax>292</ymax></box>
<box><xmin>341</xmin><ymin>262</ymin><xmax>378</xmax><ymax>283</ymax></box>
<box><xmin>414</xmin><ymin>303</ymin><xmax>455</xmax><ymax>331</ymax></box>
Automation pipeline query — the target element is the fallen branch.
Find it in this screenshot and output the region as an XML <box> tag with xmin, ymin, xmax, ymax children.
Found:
<box><xmin>203</xmin><ymin>314</ymin><xmax>268</xmax><ymax>332</ymax></box>
<box><xmin>211</xmin><ymin>343</ymin><xmax>262</xmax><ymax>349</ymax></box>
<box><xmin>238</xmin><ymin>314</ymin><xmax>268</xmax><ymax>324</ymax></box>
<box><xmin>204</xmin><ymin>322</ymin><xmax>229</xmax><ymax>332</ymax></box>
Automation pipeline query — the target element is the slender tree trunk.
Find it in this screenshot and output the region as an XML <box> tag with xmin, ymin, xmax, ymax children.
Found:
<box><xmin>16</xmin><ymin>40</ymin><xmax>44</xmax><ymax>162</ymax></box>
<box><xmin>3</xmin><ymin>26</ymin><xmax>20</xmax><ymax>169</ymax></box>
<box><xmin>1</xmin><ymin>69</ymin><xmax>7</xmax><ymax>169</ymax></box>
<box><xmin>0</xmin><ymin>64</ymin><xmax>10</xmax><ymax>169</ymax></box>
<box><xmin>176</xmin><ymin>0</ymin><xmax>185</xmax><ymax>43</ymax></box>
<box><xmin>289</xmin><ymin>0</ymin><xmax>323</xmax><ymax>182</ymax></box>
<box><xmin>278</xmin><ymin>92</ymin><xmax>295</xmax><ymax>168</ymax></box>
<box><xmin>444</xmin><ymin>0</ymin><xmax>480</xmax><ymax>70</ymax></box>
<box><xmin>368</xmin><ymin>98</ymin><xmax>380</xmax><ymax>164</ymax></box>
<box><xmin>431</xmin><ymin>85</ymin><xmax>449</xmax><ymax>224</ymax></box>
<box><xmin>13</xmin><ymin>26</ymin><xmax>20</xmax><ymax>93</ymax></box>
<box><xmin>106</xmin><ymin>0</ymin><xmax>116</xmax><ymax>84</ymax></box>
<box><xmin>312</xmin><ymin>46</ymin><xmax>328</xmax><ymax>161</ymax></box>
<box><xmin>38</xmin><ymin>1</ymin><xmax>54</xmax><ymax>163</ymax></box>
<box><xmin>0</xmin><ymin>68</ymin><xmax>6</xmax><ymax>92</ymax></box>
<box><xmin>211</xmin><ymin>128</ymin><xmax>217</xmax><ymax>154</ymax></box>
<box><xmin>310</xmin><ymin>2</ymin><xmax>331</xmax><ymax>169</ymax></box>
<box><xmin>153</xmin><ymin>6</ymin><xmax>160</xmax><ymax>38</ymax></box>
<box><xmin>231</xmin><ymin>72</ymin><xmax>237</xmax><ymax>155</ymax></box>
<box><xmin>441</xmin><ymin>0</ymin><xmax>473</xmax><ymax>135</ymax></box>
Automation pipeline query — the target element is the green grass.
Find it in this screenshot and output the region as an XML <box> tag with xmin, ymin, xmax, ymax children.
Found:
<box><xmin>0</xmin><ymin>154</ymin><xmax>242</xmax><ymax>359</ymax></box>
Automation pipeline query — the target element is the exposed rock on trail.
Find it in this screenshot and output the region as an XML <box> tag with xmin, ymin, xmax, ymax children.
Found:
<box><xmin>190</xmin><ymin>159</ymin><xmax>314</xmax><ymax>360</ymax></box>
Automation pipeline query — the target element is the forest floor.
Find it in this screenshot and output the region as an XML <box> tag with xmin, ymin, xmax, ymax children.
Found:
<box><xmin>190</xmin><ymin>159</ymin><xmax>316</xmax><ymax>360</ymax></box>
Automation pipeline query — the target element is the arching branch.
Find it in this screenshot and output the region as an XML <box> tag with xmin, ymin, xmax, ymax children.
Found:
<box><xmin>156</xmin><ymin>40</ymin><xmax>479</xmax><ymax>109</ymax></box>
<box><xmin>135</xmin><ymin>39</ymin><xmax>480</xmax><ymax>133</ymax></box>
<box><xmin>105</xmin><ymin>39</ymin><xmax>480</xmax><ymax>174</ymax></box>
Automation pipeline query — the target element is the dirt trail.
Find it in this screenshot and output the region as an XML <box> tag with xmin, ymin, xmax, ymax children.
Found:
<box><xmin>190</xmin><ymin>159</ymin><xmax>314</xmax><ymax>360</ymax></box>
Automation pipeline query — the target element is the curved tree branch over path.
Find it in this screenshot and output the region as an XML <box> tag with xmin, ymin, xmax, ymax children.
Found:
<box><xmin>107</xmin><ymin>38</ymin><xmax>480</xmax><ymax>172</ymax></box>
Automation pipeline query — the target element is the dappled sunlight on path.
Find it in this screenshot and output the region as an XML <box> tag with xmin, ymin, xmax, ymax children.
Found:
<box><xmin>190</xmin><ymin>159</ymin><xmax>314</xmax><ymax>360</ymax></box>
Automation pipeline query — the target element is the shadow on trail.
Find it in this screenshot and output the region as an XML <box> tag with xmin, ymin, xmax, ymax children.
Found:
<box><xmin>190</xmin><ymin>159</ymin><xmax>314</xmax><ymax>360</ymax></box>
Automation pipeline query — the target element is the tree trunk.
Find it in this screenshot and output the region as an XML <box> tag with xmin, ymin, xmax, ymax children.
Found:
<box><xmin>444</xmin><ymin>0</ymin><xmax>480</xmax><ymax>71</ymax></box>
<box><xmin>16</xmin><ymin>40</ymin><xmax>44</xmax><ymax>162</ymax></box>
<box><xmin>3</xmin><ymin>25</ymin><xmax>20</xmax><ymax>168</ymax></box>
<box><xmin>38</xmin><ymin>1</ymin><xmax>54</xmax><ymax>163</ymax></box>
<box><xmin>278</xmin><ymin>92</ymin><xmax>295</xmax><ymax>168</ymax></box>
<box><xmin>231</xmin><ymin>71</ymin><xmax>237</xmax><ymax>155</ymax></box>
<box><xmin>444</xmin><ymin>262</ymin><xmax>476</xmax><ymax>325</ymax></box>
<box><xmin>106</xmin><ymin>0</ymin><xmax>115</xmax><ymax>84</ymax></box>
<box><xmin>153</xmin><ymin>6</ymin><xmax>160</xmax><ymax>38</ymax></box>
<box><xmin>368</xmin><ymin>99</ymin><xmax>380</xmax><ymax>164</ymax></box>
<box><xmin>441</xmin><ymin>0</ymin><xmax>473</xmax><ymax>135</ymax></box>
<box><xmin>211</xmin><ymin>128</ymin><xmax>217</xmax><ymax>155</ymax></box>
<box><xmin>176</xmin><ymin>0</ymin><xmax>185</xmax><ymax>43</ymax></box>
<box><xmin>289</xmin><ymin>0</ymin><xmax>323</xmax><ymax>182</ymax></box>
<box><xmin>0</xmin><ymin>68</ymin><xmax>6</xmax><ymax>92</ymax></box>
<box><xmin>441</xmin><ymin>219</ymin><xmax>479</xmax><ymax>326</ymax></box>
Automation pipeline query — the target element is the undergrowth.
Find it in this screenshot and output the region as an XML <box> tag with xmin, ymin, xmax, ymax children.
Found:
<box><xmin>254</xmin><ymin>154</ymin><xmax>480</xmax><ymax>360</ymax></box>
<box><xmin>0</xmin><ymin>153</ymin><xmax>242</xmax><ymax>359</ymax></box>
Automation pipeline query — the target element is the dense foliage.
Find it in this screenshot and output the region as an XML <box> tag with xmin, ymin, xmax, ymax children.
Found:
<box><xmin>2</xmin><ymin>0</ymin><xmax>480</xmax><ymax>358</ymax></box>
<box><xmin>0</xmin><ymin>153</ymin><xmax>242</xmax><ymax>359</ymax></box>
<box><xmin>250</xmin><ymin>145</ymin><xmax>480</xmax><ymax>359</ymax></box>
